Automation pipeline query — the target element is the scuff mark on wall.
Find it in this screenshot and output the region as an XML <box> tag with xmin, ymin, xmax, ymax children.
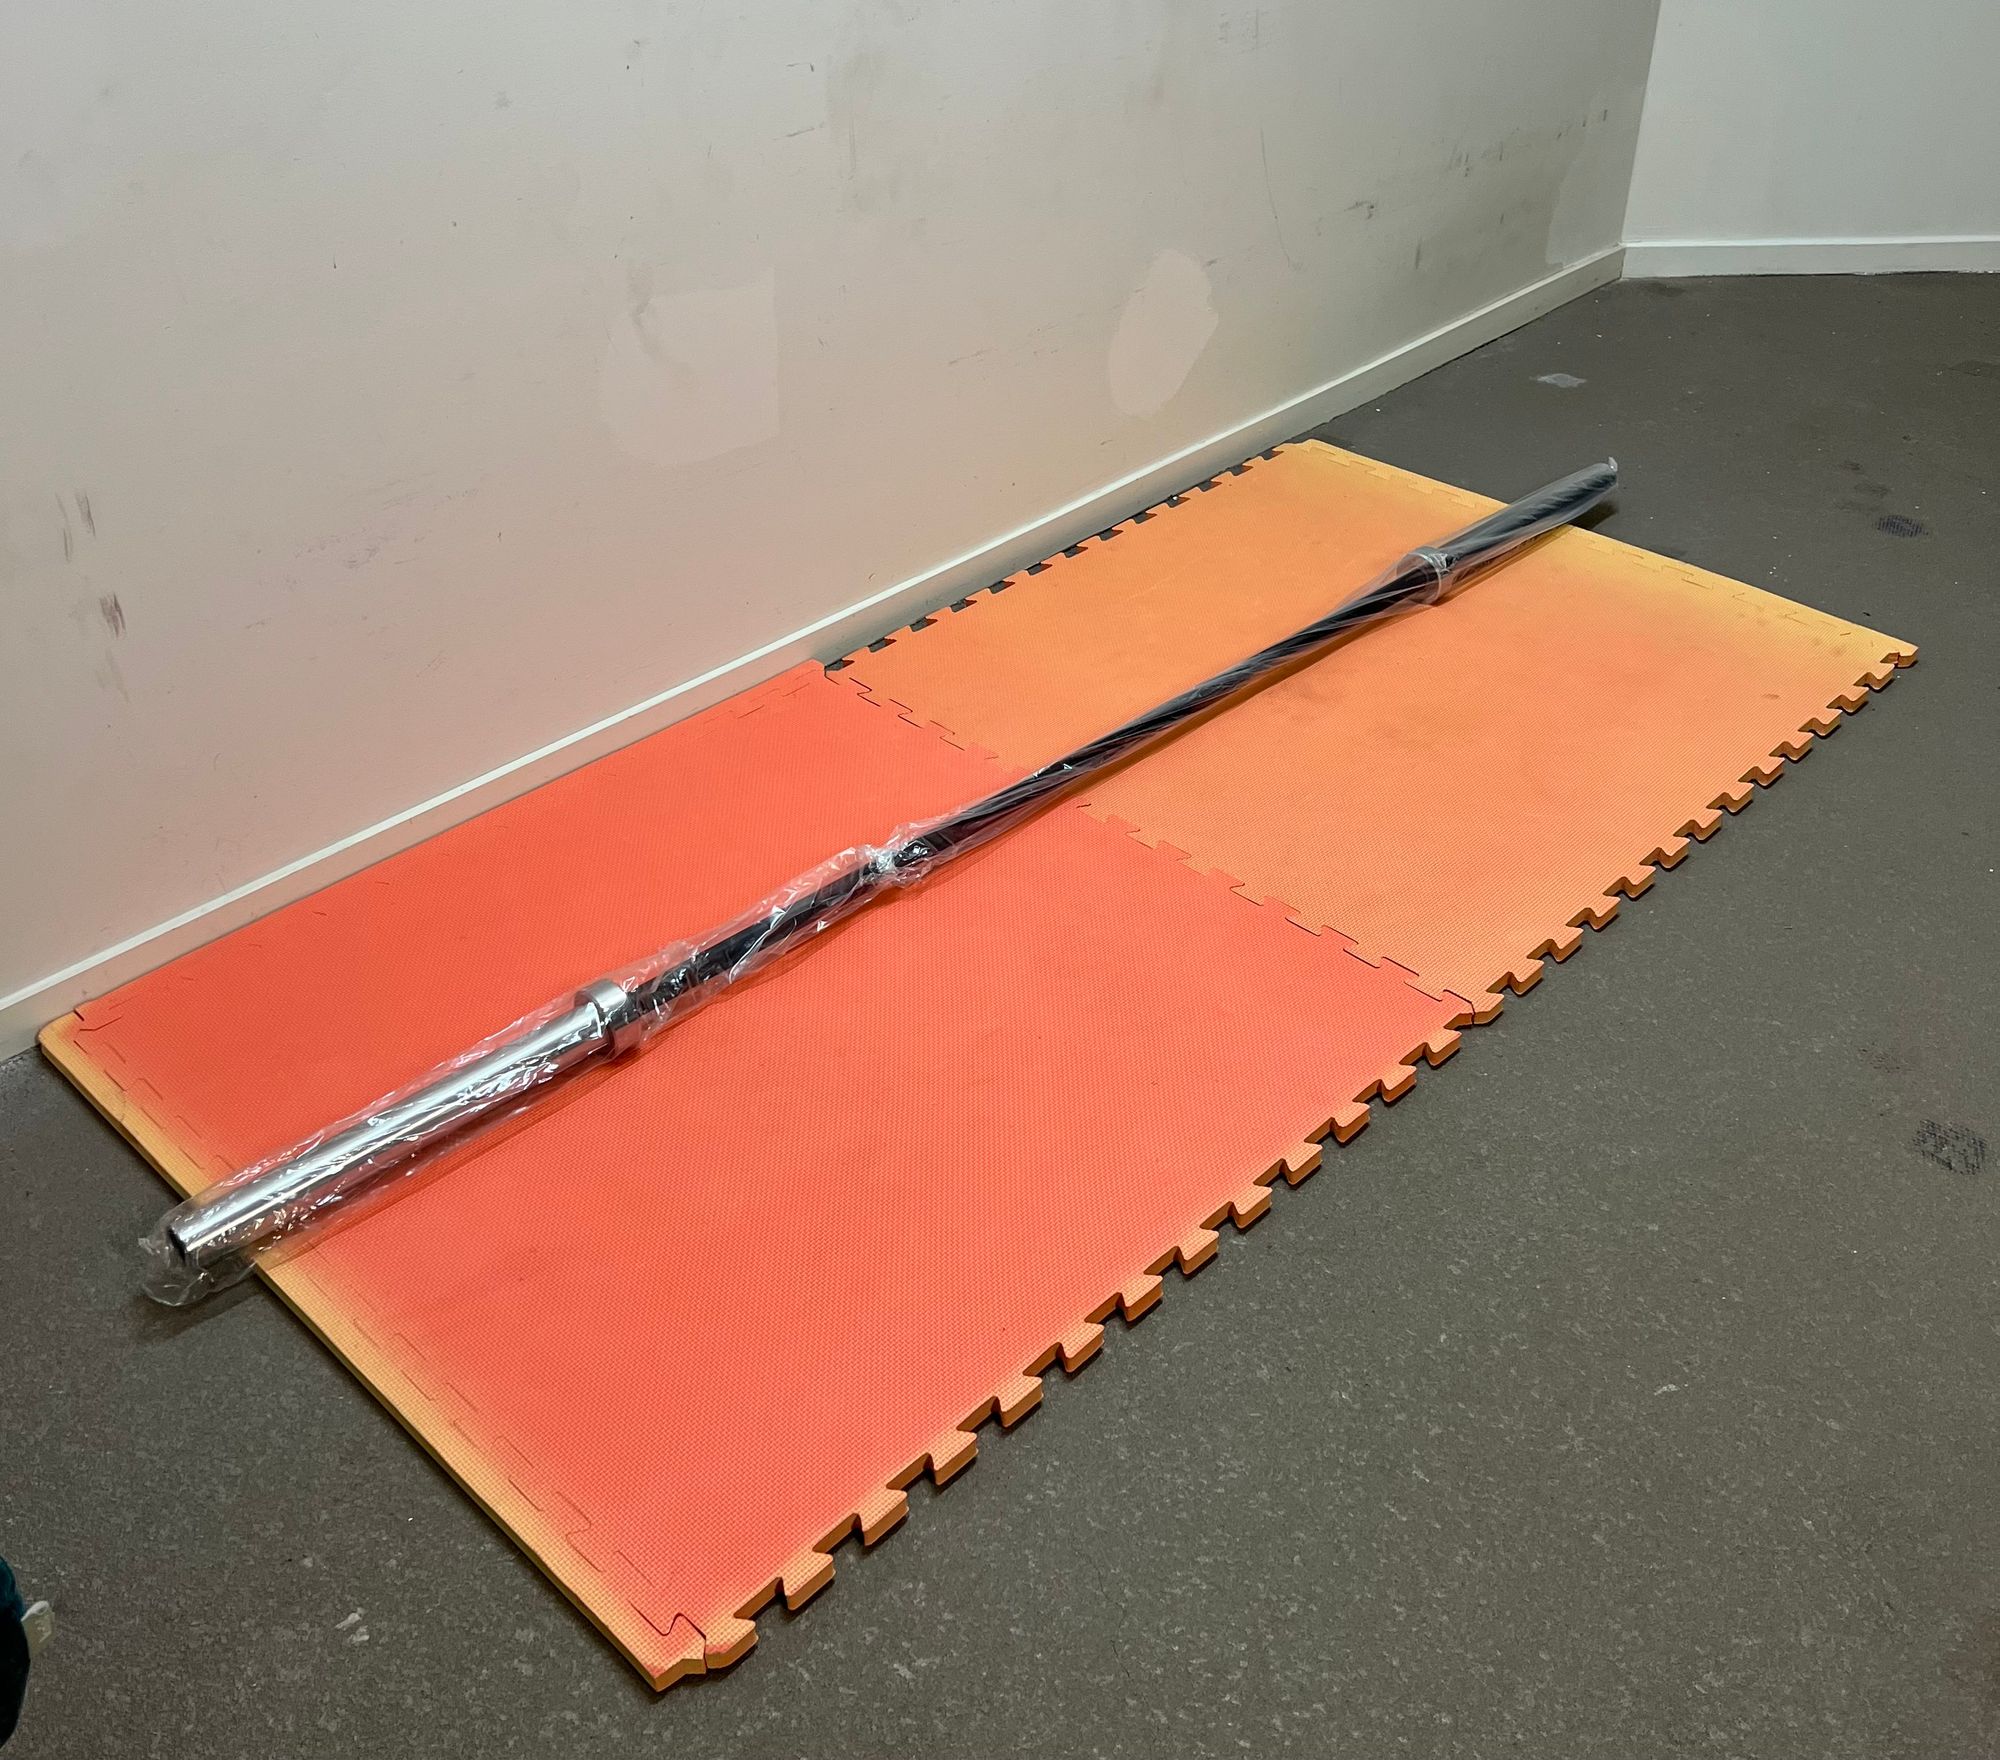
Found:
<box><xmin>50</xmin><ymin>489</ymin><xmax>97</xmax><ymax>565</ymax></box>
<box><xmin>1257</xmin><ymin>126</ymin><xmax>1306</xmax><ymax>274</ymax></box>
<box><xmin>598</xmin><ymin>266</ymin><xmax>781</xmax><ymax>468</ymax></box>
<box><xmin>98</xmin><ymin>592</ymin><xmax>124</xmax><ymax>635</ymax></box>
<box><xmin>1401</xmin><ymin>106</ymin><xmax>1618</xmax><ymax>311</ymax></box>
<box><xmin>1107</xmin><ymin>249</ymin><xmax>1219</xmax><ymax>419</ymax></box>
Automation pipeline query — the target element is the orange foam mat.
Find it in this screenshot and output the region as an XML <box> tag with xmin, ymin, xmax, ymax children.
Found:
<box><xmin>840</xmin><ymin>443</ymin><xmax>1917</xmax><ymax>1007</ymax></box>
<box><xmin>44</xmin><ymin>664</ymin><xmax>1464</xmax><ymax>1686</ymax></box>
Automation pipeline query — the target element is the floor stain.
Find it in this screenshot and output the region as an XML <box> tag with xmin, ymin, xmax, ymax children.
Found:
<box><xmin>1913</xmin><ymin>1120</ymin><xmax>1986</xmax><ymax>1177</ymax></box>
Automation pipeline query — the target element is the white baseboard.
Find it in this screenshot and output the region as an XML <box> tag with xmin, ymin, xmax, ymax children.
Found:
<box><xmin>1623</xmin><ymin>235</ymin><xmax>2000</xmax><ymax>277</ymax></box>
<box><xmin>1</xmin><ymin>244</ymin><xmax>1624</xmax><ymax>1058</ymax></box>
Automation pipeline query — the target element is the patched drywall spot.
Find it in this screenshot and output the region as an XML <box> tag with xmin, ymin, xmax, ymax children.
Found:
<box><xmin>1107</xmin><ymin>250</ymin><xmax>1219</xmax><ymax>419</ymax></box>
<box><xmin>599</xmin><ymin>267</ymin><xmax>780</xmax><ymax>467</ymax></box>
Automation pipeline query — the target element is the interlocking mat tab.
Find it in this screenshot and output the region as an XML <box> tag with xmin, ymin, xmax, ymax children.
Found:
<box><xmin>44</xmin><ymin>444</ymin><xmax>1914</xmax><ymax>1687</ymax></box>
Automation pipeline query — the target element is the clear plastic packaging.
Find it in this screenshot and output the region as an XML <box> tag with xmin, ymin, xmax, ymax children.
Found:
<box><xmin>139</xmin><ymin>822</ymin><xmax>977</xmax><ymax>1305</ymax></box>
<box><xmin>141</xmin><ymin>458</ymin><xmax>1617</xmax><ymax>1304</ymax></box>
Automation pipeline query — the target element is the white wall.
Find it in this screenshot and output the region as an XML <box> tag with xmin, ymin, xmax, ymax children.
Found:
<box><xmin>0</xmin><ymin>0</ymin><xmax>1658</xmax><ymax>1044</ymax></box>
<box><xmin>1626</xmin><ymin>0</ymin><xmax>2000</xmax><ymax>273</ymax></box>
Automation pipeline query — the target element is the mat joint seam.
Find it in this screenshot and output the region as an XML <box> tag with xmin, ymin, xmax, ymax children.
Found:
<box><xmin>686</xmin><ymin>1008</ymin><xmax>1469</xmax><ymax>1684</ymax></box>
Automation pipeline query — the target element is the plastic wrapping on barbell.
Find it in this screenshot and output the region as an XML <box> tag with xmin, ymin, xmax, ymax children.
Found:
<box><xmin>139</xmin><ymin>457</ymin><xmax>1617</xmax><ymax>1303</ymax></box>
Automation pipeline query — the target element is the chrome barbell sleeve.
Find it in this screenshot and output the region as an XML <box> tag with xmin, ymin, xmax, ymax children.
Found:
<box><xmin>155</xmin><ymin>978</ymin><xmax>637</xmax><ymax>1289</ymax></box>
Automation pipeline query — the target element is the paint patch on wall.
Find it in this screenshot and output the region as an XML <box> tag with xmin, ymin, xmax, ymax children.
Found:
<box><xmin>599</xmin><ymin>267</ymin><xmax>781</xmax><ymax>468</ymax></box>
<box><xmin>1107</xmin><ymin>249</ymin><xmax>1219</xmax><ymax>419</ymax></box>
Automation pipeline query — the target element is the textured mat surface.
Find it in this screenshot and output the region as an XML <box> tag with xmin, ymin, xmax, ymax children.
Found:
<box><xmin>43</xmin><ymin>443</ymin><xmax>1915</xmax><ymax>1691</ymax></box>
<box><xmin>840</xmin><ymin>443</ymin><xmax>1918</xmax><ymax>1006</ymax></box>
<box><xmin>43</xmin><ymin>665</ymin><xmax>1463</xmax><ymax>1685</ymax></box>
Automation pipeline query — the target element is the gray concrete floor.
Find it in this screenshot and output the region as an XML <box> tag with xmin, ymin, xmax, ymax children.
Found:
<box><xmin>4</xmin><ymin>273</ymin><xmax>1997</xmax><ymax>1757</ymax></box>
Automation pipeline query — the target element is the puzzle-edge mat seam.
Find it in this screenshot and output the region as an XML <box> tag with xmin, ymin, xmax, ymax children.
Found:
<box><xmin>831</xmin><ymin>440</ymin><xmax>1919</xmax><ymax>1015</ymax></box>
<box><xmin>40</xmin><ymin>443</ymin><xmax>1917</xmax><ymax>1689</ymax></box>
<box><xmin>39</xmin><ymin>764</ymin><xmax>1472</xmax><ymax>1690</ymax></box>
